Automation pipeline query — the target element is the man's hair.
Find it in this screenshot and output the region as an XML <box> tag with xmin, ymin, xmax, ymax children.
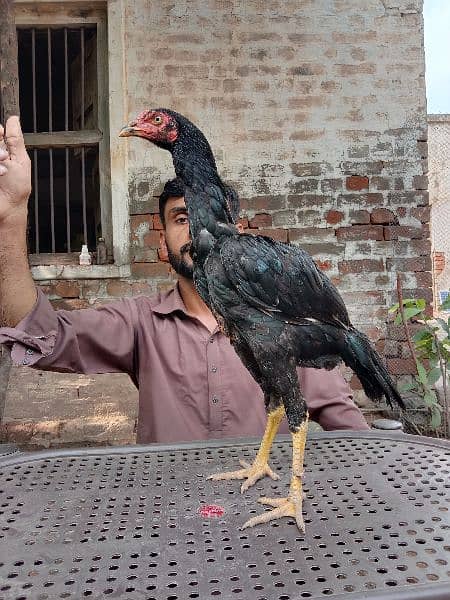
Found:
<box><xmin>159</xmin><ymin>177</ymin><xmax>186</xmax><ymax>226</ymax></box>
<box><xmin>159</xmin><ymin>177</ymin><xmax>240</xmax><ymax>227</ymax></box>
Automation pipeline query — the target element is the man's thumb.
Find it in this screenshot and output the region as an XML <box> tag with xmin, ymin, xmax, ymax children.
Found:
<box><xmin>5</xmin><ymin>116</ymin><xmax>26</xmax><ymax>160</ymax></box>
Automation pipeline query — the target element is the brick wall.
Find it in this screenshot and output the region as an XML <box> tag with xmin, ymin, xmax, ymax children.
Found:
<box><xmin>2</xmin><ymin>0</ymin><xmax>430</xmax><ymax>448</ymax></box>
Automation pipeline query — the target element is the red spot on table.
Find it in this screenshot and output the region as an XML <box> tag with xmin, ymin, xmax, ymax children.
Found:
<box><xmin>199</xmin><ymin>504</ymin><xmax>225</xmax><ymax>518</ymax></box>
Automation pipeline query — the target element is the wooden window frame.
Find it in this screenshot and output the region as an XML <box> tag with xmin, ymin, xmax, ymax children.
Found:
<box><xmin>14</xmin><ymin>1</ymin><xmax>131</xmax><ymax>280</ymax></box>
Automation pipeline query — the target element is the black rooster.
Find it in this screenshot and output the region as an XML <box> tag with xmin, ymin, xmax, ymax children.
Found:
<box><xmin>120</xmin><ymin>109</ymin><xmax>404</xmax><ymax>531</ymax></box>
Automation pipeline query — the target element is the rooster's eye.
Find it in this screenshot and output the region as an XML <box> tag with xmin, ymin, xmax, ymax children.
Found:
<box><xmin>153</xmin><ymin>115</ymin><xmax>163</xmax><ymax>125</ymax></box>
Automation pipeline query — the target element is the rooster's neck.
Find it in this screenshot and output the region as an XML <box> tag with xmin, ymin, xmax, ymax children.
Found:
<box><xmin>172</xmin><ymin>140</ymin><xmax>236</xmax><ymax>246</ymax></box>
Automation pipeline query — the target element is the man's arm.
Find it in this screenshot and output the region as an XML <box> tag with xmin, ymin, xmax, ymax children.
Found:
<box><xmin>0</xmin><ymin>117</ymin><xmax>37</xmax><ymax>326</ymax></box>
<box><xmin>0</xmin><ymin>117</ymin><xmax>138</xmax><ymax>378</ymax></box>
<box><xmin>300</xmin><ymin>367</ymin><xmax>370</xmax><ymax>430</ymax></box>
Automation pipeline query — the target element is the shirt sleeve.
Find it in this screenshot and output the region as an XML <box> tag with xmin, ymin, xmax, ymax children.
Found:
<box><xmin>0</xmin><ymin>288</ymin><xmax>138</xmax><ymax>377</ymax></box>
<box><xmin>300</xmin><ymin>367</ymin><xmax>370</xmax><ymax>431</ymax></box>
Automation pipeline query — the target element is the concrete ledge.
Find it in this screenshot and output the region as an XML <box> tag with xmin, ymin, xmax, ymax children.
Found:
<box><xmin>31</xmin><ymin>264</ymin><xmax>132</xmax><ymax>281</ymax></box>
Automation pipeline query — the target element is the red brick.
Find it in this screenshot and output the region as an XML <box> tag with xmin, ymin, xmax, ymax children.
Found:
<box><xmin>249</xmin><ymin>213</ymin><xmax>273</xmax><ymax>228</ymax></box>
<box><xmin>325</xmin><ymin>210</ymin><xmax>344</xmax><ymax>224</ymax></box>
<box><xmin>130</xmin><ymin>214</ymin><xmax>152</xmax><ymax>242</ymax></box>
<box><xmin>251</xmin><ymin>228</ymin><xmax>288</xmax><ymax>242</ymax></box>
<box><xmin>237</xmin><ymin>217</ymin><xmax>248</xmax><ymax>229</ymax></box>
<box><xmin>153</xmin><ymin>214</ymin><xmax>164</xmax><ymax>230</ymax></box>
<box><xmin>131</xmin><ymin>262</ymin><xmax>172</xmax><ymax>278</ymax></box>
<box><xmin>54</xmin><ymin>281</ymin><xmax>80</xmax><ymax>299</ymax></box>
<box><xmin>131</xmin><ymin>282</ymin><xmax>152</xmax><ymax>296</ymax></box>
<box><xmin>288</xmin><ymin>227</ymin><xmax>334</xmax><ymax>242</ymax></box>
<box><xmin>290</xmin><ymin>162</ymin><xmax>322</xmax><ymax>177</ymax></box>
<box><xmin>336</xmin><ymin>225</ymin><xmax>384</xmax><ymax>241</ymax></box>
<box><xmin>383</xmin><ymin>226</ymin><xmax>425</xmax><ymax>240</ymax></box>
<box><xmin>241</xmin><ymin>195</ymin><xmax>285</xmax><ymax>211</ymax></box>
<box><xmin>346</xmin><ymin>175</ymin><xmax>369</xmax><ymax>191</ymax></box>
<box><xmin>370</xmin><ymin>208</ymin><xmax>397</xmax><ymax>225</ymax></box>
<box><xmin>107</xmin><ymin>281</ymin><xmax>132</xmax><ymax>297</ymax></box>
<box><xmin>387</xmin><ymin>358</ymin><xmax>416</xmax><ymax>375</ymax></box>
<box><xmin>413</xmin><ymin>175</ymin><xmax>428</xmax><ymax>190</ymax></box>
<box><xmin>338</xmin><ymin>259</ymin><xmax>384</xmax><ymax>275</ymax></box>
<box><xmin>81</xmin><ymin>281</ymin><xmax>101</xmax><ymax>296</ymax></box>
<box><xmin>289</xmin><ymin>129</ymin><xmax>325</xmax><ymax>141</ymax></box>
<box><xmin>143</xmin><ymin>230</ymin><xmax>162</xmax><ymax>248</ymax></box>
<box><xmin>51</xmin><ymin>298</ymin><xmax>89</xmax><ymax>311</ymax></box>
<box><xmin>415</xmin><ymin>271</ymin><xmax>433</xmax><ymax>287</ymax></box>
<box><xmin>386</xmin><ymin>256</ymin><xmax>432</xmax><ymax>272</ymax></box>
<box><xmin>316</xmin><ymin>259</ymin><xmax>333</xmax><ymax>271</ymax></box>
<box><xmin>417</xmin><ymin>141</ymin><xmax>428</xmax><ymax>158</ymax></box>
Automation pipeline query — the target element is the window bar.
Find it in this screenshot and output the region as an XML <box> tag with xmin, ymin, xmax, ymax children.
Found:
<box><xmin>33</xmin><ymin>150</ymin><xmax>39</xmax><ymax>254</ymax></box>
<box><xmin>64</xmin><ymin>28</ymin><xmax>71</xmax><ymax>252</ymax></box>
<box><xmin>48</xmin><ymin>28</ymin><xmax>55</xmax><ymax>252</ymax></box>
<box><xmin>32</xmin><ymin>29</ymin><xmax>39</xmax><ymax>253</ymax></box>
<box><xmin>81</xmin><ymin>27</ymin><xmax>88</xmax><ymax>244</ymax></box>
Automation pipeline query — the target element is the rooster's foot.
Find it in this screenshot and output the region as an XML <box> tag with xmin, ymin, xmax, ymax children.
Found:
<box><xmin>207</xmin><ymin>459</ymin><xmax>279</xmax><ymax>493</ymax></box>
<box><xmin>240</xmin><ymin>487</ymin><xmax>305</xmax><ymax>532</ymax></box>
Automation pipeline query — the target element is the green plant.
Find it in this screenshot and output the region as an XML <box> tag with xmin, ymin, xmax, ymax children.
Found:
<box><xmin>389</xmin><ymin>284</ymin><xmax>450</xmax><ymax>435</ymax></box>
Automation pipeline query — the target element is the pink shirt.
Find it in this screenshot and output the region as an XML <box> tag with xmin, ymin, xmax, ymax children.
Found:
<box><xmin>0</xmin><ymin>285</ymin><xmax>369</xmax><ymax>443</ymax></box>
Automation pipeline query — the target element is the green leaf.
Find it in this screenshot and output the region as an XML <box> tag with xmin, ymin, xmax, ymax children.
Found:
<box><xmin>423</xmin><ymin>389</ymin><xmax>438</xmax><ymax>407</ymax></box>
<box><xmin>436</xmin><ymin>318</ymin><xmax>449</xmax><ymax>333</ymax></box>
<box><xmin>430</xmin><ymin>406</ymin><xmax>442</xmax><ymax>429</ymax></box>
<box><xmin>388</xmin><ymin>304</ymin><xmax>399</xmax><ymax>314</ymax></box>
<box><xmin>404</xmin><ymin>307</ymin><xmax>424</xmax><ymax>320</ymax></box>
<box><xmin>399</xmin><ymin>381</ymin><xmax>417</xmax><ymax>392</ymax></box>
<box><xmin>427</xmin><ymin>367</ymin><xmax>442</xmax><ymax>386</ymax></box>
<box><xmin>416</xmin><ymin>361</ymin><xmax>428</xmax><ymax>385</ymax></box>
<box><xmin>416</xmin><ymin>299</ymin><xmax>427</xmax><ymax>311</ymax></box>
<box><xmin>412</xmin><ymin>330</ymin><xmax>432</xmax><ymax>343</ymax></box>
<box><xmin>394</xmin><ymin>314</ymin><xmax>403</xmax><ymax>326</ymax></box>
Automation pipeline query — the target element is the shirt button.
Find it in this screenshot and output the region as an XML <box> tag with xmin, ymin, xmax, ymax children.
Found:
<box><xmin>211</xmin><ymin>365</ymin><xmax>217</xmax><ymax>373</ymax></box>
<box><xmin>212</xmin><ymin>396</ymin><xmax>219</xmax><ymax>404</ymax></box>
<box><xmin>209</xmin><ymin>337</ymin><xmax>214</xmax><ymax>344</ymax></box>
<box><xmin>22</xmin><ymin>358</ymin><xmax>29</xmax><ymax>365</ymax></box>
<box><xmin>26</xmin><ymin>349</ymin><xmax>34</xmax><ymax>355</ymax></box>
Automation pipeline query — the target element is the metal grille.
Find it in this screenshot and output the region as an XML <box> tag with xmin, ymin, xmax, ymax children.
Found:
<box><xmin>428</xmin><ymin>116</ymin><xmax>450</xmax><ymax>304</ymax></box>
<box><xmin>17</xmin><ymin>27</ymin><xmax>101</xmax><ymax>254</ymax></box>
<box><xmin>0</xmin><ymin>432</ymin><xmax>449</xmax><ymax>600</ymax></box>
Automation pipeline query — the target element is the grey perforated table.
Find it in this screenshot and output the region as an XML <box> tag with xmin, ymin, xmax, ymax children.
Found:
<box><xmin>0</xmin><ymin>431</ymin><xmax>449</xmax><ymax>600</ymax></box>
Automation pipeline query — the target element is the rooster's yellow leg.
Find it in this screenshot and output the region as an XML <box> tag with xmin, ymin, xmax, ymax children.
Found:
<box><xmin>208</xmin><ymin>405</ymin><xmax>285</xmax><ymax>493</ymax></box>
<box><xmin>241</xmin><ymin>414</ymin><xmax>309</xmax><ymax>532</ymax></box>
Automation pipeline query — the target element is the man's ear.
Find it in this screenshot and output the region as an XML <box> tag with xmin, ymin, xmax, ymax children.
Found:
<box><xmin>159</xmin><ymin>231</ymin><xmax>169</xmax><ymax>261</ymax></box>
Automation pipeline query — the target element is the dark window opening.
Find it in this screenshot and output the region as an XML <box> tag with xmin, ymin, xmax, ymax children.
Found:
<box><xmin>18</xmin><ymin>26</ymin><xmax>100</xmax><ymax>254</ymax></box>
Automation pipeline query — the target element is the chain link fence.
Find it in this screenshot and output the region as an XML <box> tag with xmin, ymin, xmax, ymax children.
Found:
<box><xmin>428</xmin><ymin>115</ymin><xmax>450</xmax><ymax>314</ymax></box>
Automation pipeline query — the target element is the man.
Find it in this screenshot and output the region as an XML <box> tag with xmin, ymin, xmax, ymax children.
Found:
<box><xmin>0</xmin><ymin>117</ymin><xmax>369</xmax><ymax>444</ymax></box>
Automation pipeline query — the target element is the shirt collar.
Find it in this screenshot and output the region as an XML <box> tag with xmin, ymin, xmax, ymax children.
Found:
<box><xmin>152</xmin><ymin>282</ymin><xmax>190</xmax><ymax>316</ymax></box>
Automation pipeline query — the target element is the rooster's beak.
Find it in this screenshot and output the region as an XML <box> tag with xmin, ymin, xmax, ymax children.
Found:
<box><xmin>119</xmin><ymin>126</ymin><xmax>137</xmax><ymax>138</ymax></box>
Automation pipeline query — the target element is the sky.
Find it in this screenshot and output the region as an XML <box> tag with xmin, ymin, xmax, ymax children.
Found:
<box><xmin>424</xmin><ymin>0</ymin><xmax>450</xmax><ymax>114</ymax></box>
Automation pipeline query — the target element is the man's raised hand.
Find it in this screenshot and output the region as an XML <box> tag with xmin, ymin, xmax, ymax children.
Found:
<box><xmin>0</xmin><ymin>116</ymin><xmax>31</xmax><ymax>225</ymax></box>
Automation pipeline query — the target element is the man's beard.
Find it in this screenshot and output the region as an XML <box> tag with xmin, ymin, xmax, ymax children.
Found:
<box><xmin>167</xmin><ymin>243</ymin><xmax>194</xmax><ymax>280</ymax></box>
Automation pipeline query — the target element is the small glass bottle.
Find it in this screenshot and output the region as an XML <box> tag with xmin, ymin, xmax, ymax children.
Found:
<box><xmin>96</xmin><ymin>237</ymin><xmax>107</xmax><ymax>265</ymax></box>
<box><xmin>79</xmin><ymin>244</ymin><xmax>91</xmax><ymax>266</ymax></box>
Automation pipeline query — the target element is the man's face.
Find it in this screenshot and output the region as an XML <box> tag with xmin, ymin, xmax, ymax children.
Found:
<box><xmin>160</xmin><ymin>196</ymin><xmax>193</xmax><ymax>280</ymax></box>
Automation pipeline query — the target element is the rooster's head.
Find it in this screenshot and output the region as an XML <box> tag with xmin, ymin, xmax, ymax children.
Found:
<box><xmin>119</xmin><ymin>109</ymin><xmax>179</xmax><ymax>149</ymax></box>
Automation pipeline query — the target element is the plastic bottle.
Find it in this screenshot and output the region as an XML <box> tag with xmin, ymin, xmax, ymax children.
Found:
<box><xmin>79</xmin><ymin>244</ymin><xmax>91</xmax><ymax>266</ymax></box>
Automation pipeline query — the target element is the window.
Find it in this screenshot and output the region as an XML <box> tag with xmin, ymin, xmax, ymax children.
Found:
<box><xmin>13</xmin><ymin>3</ymin><xmax>115</xmax><ymax>267</ymax></box>
<box><xmin>18</xmin><ymin>26</ymin><xmax>103</xmax><ymax>255</ymax></box>
<box><xmin>9</xmin><ymin>2</ymin><xmax>130</xmax><ymax>277</ymax></box>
